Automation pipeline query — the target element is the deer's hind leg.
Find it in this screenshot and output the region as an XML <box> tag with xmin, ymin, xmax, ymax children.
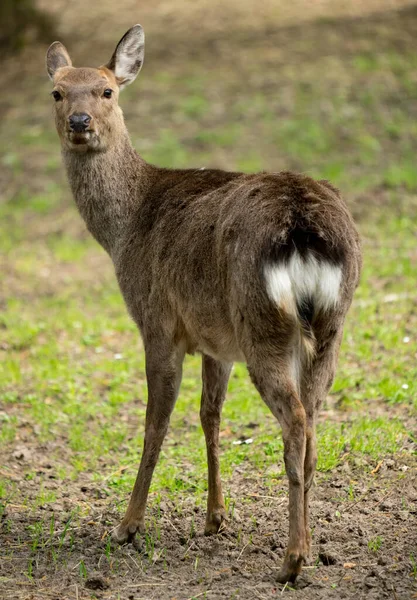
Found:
<box><xmin>300</xmin><ymin>325</ymin><xmax>344</xmax><ymax>559</ymax></box>
<box><xmin>247</xmin><ymin>346</ymin><xmax>308</xmax><ymax>584</ymax></box>
<box><xmin>200</xmin><ymin>354</ymin><xmax>232</xmax><ymax>534</ymax></box>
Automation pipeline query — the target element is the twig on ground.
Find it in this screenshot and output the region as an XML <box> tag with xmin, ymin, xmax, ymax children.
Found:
<box><xmin>121</xmin><ymin>582</ymin><xmax>167</xmax><ymax>588</ymax></box>
<box><xmin>237</xmin><ymin>542</ymin><xmax>249</xmax><ymax>561</ymax></box>
<box><xmin>249</xmin><ymin>494</ymin><xmax>286</xmax><ymax>502</ymax></box>
<box><xmin>166</xmin><ymin>518</ymin><xmax>181</xmax><ymax>535</ymax></box>
<box><xmin>182</xmin><ymin>541</ymin><xmax>196</xmax><ymax>558</ymax></box>
<box><xmin>185</xmin><ymin>590</ymin><xmax>211</xmax><ymax>600</ymax></box>
<box><xmin>103</xmin><ymin>463</ymin><xmax>136</xmax><ymax>481</ymax></box>
<box><xmin>127</xmin><ymin>552</ymin><xmax>142</xmax><ymax>572</ymax></box>
<box><xmin>371</xmin><ymin>461</ymin><xmax>383</xmax><ymax>475</ymax></box>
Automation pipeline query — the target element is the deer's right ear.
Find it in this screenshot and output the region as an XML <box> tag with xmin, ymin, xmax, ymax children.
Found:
<box><xmin>46</xmin><ymin>42</ymin><xmax>72</xmax><ymax>80</ymax></box>
<box><xmin>105</xmin><ymin>25</ymin><xmax>145</xmax><ymax>90</ymax></box>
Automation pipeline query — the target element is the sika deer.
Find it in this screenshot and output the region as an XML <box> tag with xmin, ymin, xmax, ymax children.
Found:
<box><xmin>46</xmin><ymin>26</ymin><xmax>361</xmax><ymax>583</ymax></box>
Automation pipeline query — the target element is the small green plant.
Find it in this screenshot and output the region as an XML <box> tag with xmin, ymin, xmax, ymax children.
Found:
<box><xmin>105</xmin><ymin>535</ymin><xmax>112</xmax><ymax>560</ymax></box>
<box><xmin>410</xmin><ymin>553</ymin><xmax>417</xmax><ymax>579</ymax></box>
<box><xmin>79</xmin><ymin>560</ymin><xmax>87</xmax><ymax>578</ymax></box>
<box><xmin>144</xmin><ymin>532</ymin><xmax>155</xmax><ymax>561</ymax></box>
<box><xmin>49</xmin><ymin>513</ymin><xmax>55</xmax><ymax>540</ymax></box>
<box><xmin>189</xmin><ymin>514</ymin><xmax>196</xmax><ymax>539</ymax></box>
<box><xmin>347</xmin><ymin>482</ymin><xmax>356</xmax><ymax>501</ymax></box>
<box><xmin>28</xmin><ymin>520</ymin><xmax>44</xmax><ymax>552</ymax></box>
<box><xmin>368</xmin><ymin>535</ymin><xmax>383</xmax><ymax>553</ymax></box>
<box><xmin>26</xmin><ymin>558</ymin><xmax>34</xmax><ymax>580</ymax></box>
<box><xmin>58</xmin><ymin>515</ymin><xmax>73</xmax><ymax>552</ymax></box>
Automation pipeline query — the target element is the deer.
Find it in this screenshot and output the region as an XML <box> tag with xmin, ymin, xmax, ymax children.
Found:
<box><xmin>45</xmin><ymin>25</ymin><xmax>361</xmax><ymax>583</ymax></box>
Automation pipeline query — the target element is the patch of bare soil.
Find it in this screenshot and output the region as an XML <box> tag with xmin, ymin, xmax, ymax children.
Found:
<box><xmin>36</xmin><ymin>0</ymin><xmax>417</xmax><ymax>48</ymax></box>
<box><xmin>1</xmin><ymin>444</ymin><xmax>416</xmax><ymax>600</ymax></box>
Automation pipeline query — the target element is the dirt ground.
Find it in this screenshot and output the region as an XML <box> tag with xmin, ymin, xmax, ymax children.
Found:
<box><xmin>2</xmin><ymin>444</ymin><xmax>416</xmax><ymax>599</ymax></box>
<box><xmin>1</xmin><ymin>1</ymin><xmax>417</xmax><ymax>599</ymax></box>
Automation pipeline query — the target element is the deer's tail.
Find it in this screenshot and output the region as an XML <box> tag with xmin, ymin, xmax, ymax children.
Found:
<box><xmin>263</xmin><ymin>250</ymin><xmax>342</xmax><ymax>391</ymax></box>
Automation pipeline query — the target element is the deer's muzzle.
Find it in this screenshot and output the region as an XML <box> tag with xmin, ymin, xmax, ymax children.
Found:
<box><xmin>69</xmin><ymin>113</ymin><xmax>91</xmax><ymax>133</ymax></box>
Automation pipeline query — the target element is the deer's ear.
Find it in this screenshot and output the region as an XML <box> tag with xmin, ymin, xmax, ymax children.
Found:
<box><xmin>46</xmin><ymin>42</ymin><xmax>72</xmax><ymax>80</ymax></box>
<box><xmin>105</xmin><ymin>25</ymin><xmax>144</xmax><ymax>90</ymax></box>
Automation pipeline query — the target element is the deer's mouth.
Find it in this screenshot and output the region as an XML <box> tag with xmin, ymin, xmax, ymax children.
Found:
<box><xmin>68</xmin><ymin>130</ymin><xmax>92</xmax><ymax>144</ymax></box>
<box><xmin>67</xmin><ymin>130</ymin><xmax>100</xmax><ymax>150</ymax></box>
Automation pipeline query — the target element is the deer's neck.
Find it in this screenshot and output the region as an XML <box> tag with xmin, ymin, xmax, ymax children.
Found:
<box><xmin>63</xmin><ymin>136</ymin><xmax>147</xmax><ymax>255</ymax></box>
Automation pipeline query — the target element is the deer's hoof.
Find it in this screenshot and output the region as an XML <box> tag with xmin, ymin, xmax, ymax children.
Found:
<box><xmin>204</xmin><ymin>509</ymin><xmax>227</xmax><ymax>535</ymax></box>
<box><xmin>112</xmin><ymin>520</ymin><xmax>145</xmax><ymax>544</ymax></box>
<box><xmin>304</xmin><ymin>545</ymin><xmax>313</xmax><ymax>565</ymax></box>
<box><xmin>276</xmin><ymin>551</ymin><xmax>305</xmax><ymax>584</ymax></box>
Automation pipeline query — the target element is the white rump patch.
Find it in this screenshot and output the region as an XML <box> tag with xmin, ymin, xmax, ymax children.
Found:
<box><xmin>264</xmin><ymin>266</ymin><xmax>294</xmax><ymax>313</ymax></box>
<box><xmin>264</xmin><ymin>252</ymin><xmax>342</xmax><ymax>314</ymax></box>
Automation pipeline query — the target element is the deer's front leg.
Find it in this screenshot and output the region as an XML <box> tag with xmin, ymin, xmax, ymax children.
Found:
<box><xmin>113</xmin><ymin>339</ymin><xmax>184</xmax><ymax>544</ymax></box>
<box><xmin>200</xmin><ymin>355</ymin><xmax>232</xmax><ymax>535</ymax></box>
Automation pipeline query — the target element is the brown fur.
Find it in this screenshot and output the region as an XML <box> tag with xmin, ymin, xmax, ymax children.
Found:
<box><xmin>46</xmin><ymin>26</ymin><xmax>362</xmax><ymax>583</ymax></box>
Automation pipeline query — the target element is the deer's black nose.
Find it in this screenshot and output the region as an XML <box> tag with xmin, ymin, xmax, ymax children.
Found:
<box><xmin>69</xmin><ymin>113</ymin><xmax>91</xmax><ymax>133</ymax></box>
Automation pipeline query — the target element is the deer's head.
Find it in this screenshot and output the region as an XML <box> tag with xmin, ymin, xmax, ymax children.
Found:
<box><xmin>46</xmin><ymin>26</ymin><xmax>144</xmax><ymax>153</ymax></box>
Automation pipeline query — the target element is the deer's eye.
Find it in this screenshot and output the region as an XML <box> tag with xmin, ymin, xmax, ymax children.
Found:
<box><xmin>52</xmin><ymin>90</ymin><xmax>62</xmax><ymax>101</ymax></box>
<box><xmin>103</xmin><ymin>89</ymin><xmax>113</xmax><ymax>98</ymax></box>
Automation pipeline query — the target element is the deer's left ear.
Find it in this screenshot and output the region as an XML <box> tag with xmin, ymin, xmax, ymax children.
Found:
<box><xmin>105</xmin><ymin>25</ymin><xmax>145</xmax><ymax>90</ymax></box>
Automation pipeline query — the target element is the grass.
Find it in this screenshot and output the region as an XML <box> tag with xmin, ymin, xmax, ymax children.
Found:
<box><xmin>1</xmin><ymin>3</ymin><xmax>417</xmax><ymax>597</ymax></box>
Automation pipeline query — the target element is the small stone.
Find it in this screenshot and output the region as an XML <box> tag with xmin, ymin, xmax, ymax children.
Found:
<box><xmin>319</xmin><ymin>549</ymin><xmax>338</xmax><ymax>565</ymax></box>
<box><xmin>85</xmin><ymin>575</ymin><xmax>109</xmax><ymax>590</ymax></box>
<box><xmin>13</xmin><ymin>446</ymin><xmax>32</xmax><ymax>461</ymax></box>
<box><xmin>295</xmin><ymin>575</ymin><xmax>311</xmax><ymax>589</ymax></box>
<box><xmin>232</xmin><ymin>509</ymin><xmax>242</xmax><ymax>523</ymax></box>
<box><xmin>364</xmin><ymin>577</ymin><xmax>377</xmax><ymax>588</ymax></box>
